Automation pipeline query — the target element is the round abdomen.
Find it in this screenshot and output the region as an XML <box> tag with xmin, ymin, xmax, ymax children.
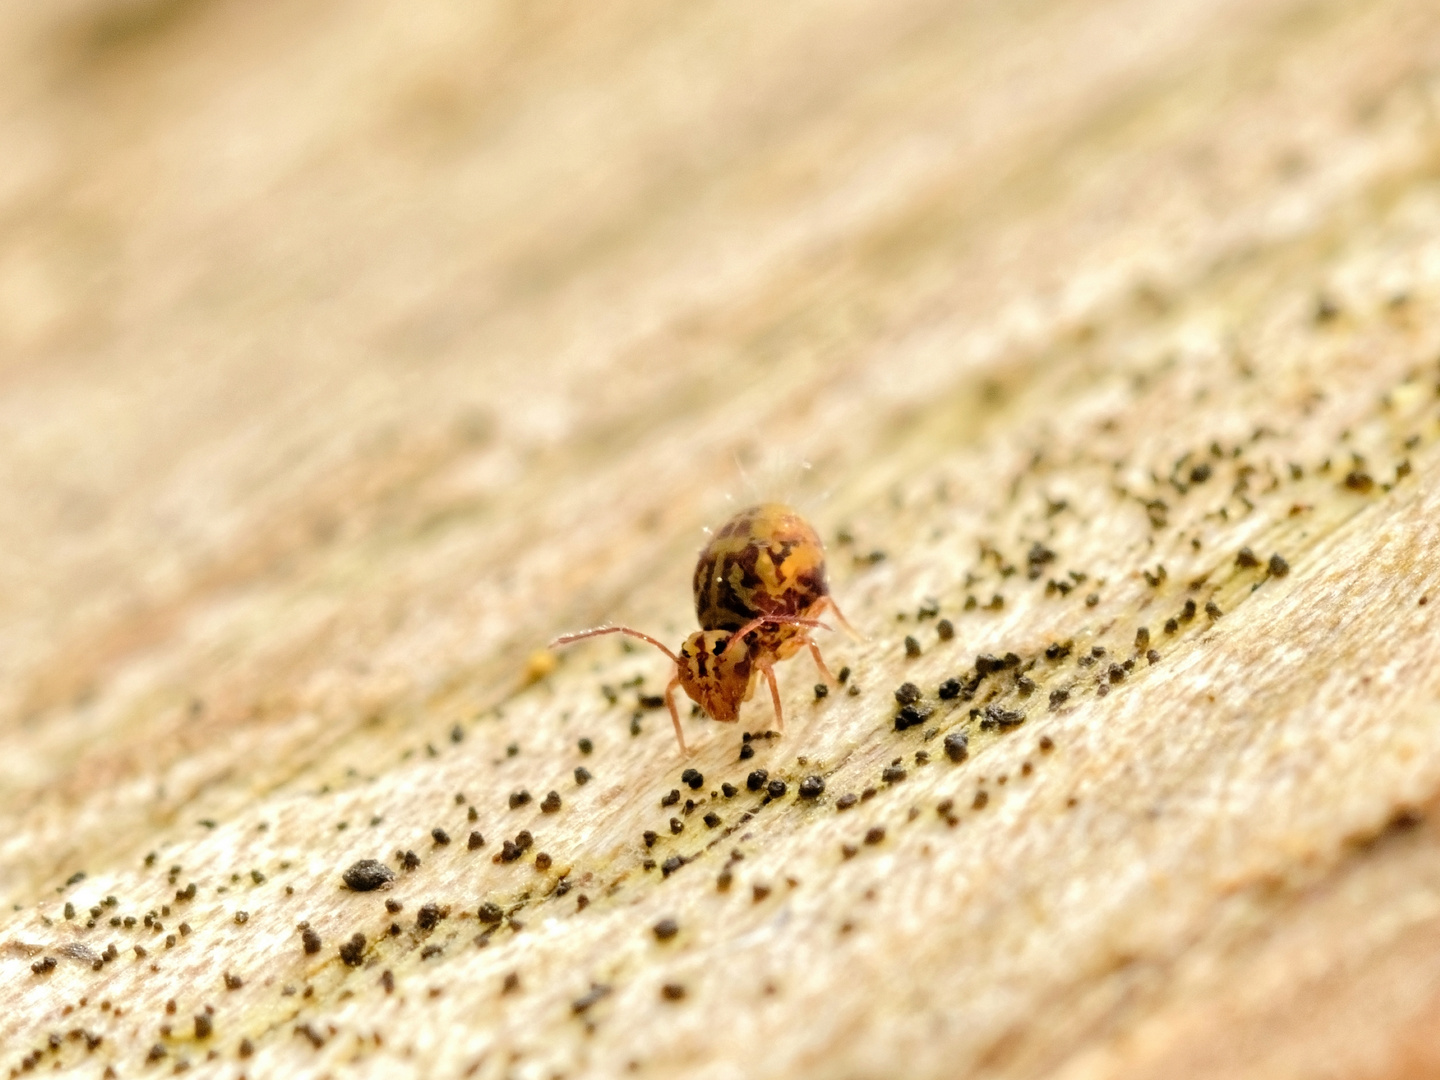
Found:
<box><xmin>692</xmin><ymin>503</ymin><xmax>829</xmax><ymax>658</ymax></box>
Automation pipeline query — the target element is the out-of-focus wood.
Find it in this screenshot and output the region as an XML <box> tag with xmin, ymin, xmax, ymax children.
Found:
<box><xmin>3</xmin><ymin>0</ymin><xmax>1440</xmax><ymax>1076</ymax></box>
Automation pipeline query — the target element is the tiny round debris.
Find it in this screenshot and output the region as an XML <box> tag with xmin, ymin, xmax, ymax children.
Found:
<box><xmin>541</xmin><ymin>791</ymin><xmax>562</xmax><ymax>813</ymax></box>
<box><xmin>943</xmin><ymin>731</ymin><xmax>969</xmax><ymax>763</ymax></box>
<box><xmin>747</xmin><ymin>769</ymin><xmax>769</xmax><ymax>792</ymax></box>
<box><xmin>766</xmin><ymin>779</ymin><xmax>788</xmax><ymax>799</ymax></box>
<box><xmin>904</xmin><ymin>635</ymin><xmax>922</xmax><ymax>658</ymax></box>
<box><xmin>653</xmin><ymin>918</ymin><xmax>679</xmax><ymax>942</ymax></box>
<box><xmin>798</xmin><ymin>775</ymin><xmax>825</xmax><ymax>799</ymax></box>
<box><xmin>339</xmin><ymin>934</ymin><xmax>366</xmax><ymax>967</ymax></box>
<box><xmin>342</xmin><ymin>860</ymin><xmax>395</xmax><ymax>892</ymax></box>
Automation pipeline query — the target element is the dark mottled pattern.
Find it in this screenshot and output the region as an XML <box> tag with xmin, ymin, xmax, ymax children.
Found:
<box><xmin>693</xmin><ymin>504</ymin><xmax>829</xmax><ymax>660</ymax></box>
<box><xmin>677</xmin><ymin>630</ymin><xmax>753</xmax><ymax>722</ymax></box>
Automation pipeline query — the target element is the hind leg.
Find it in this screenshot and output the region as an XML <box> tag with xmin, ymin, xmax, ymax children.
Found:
<box><xmin>806</xmin><ymin>638</ymin><xmax>838</xmax><ymax>686</ymax></box>
<box><xmin>817</xmin><ymin>595</ymin><xmax>862</xmax><ymax>641</ymax></box>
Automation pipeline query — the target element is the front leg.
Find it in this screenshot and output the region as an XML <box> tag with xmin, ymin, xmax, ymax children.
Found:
<box><xmin>664</xmin><ymin>675</ymin><xmax>688</xmax><ymax>754</ymax></box>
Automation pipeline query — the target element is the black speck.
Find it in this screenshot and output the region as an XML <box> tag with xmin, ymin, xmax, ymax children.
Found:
<box><xmin>981</xmin><ymin>704</ymin><xmax>1025</xmax><ymax>729</ymax></box>
<box><xmin>1147</xmin><ymin>649</ymin><xmax>1161</xmax><ymax>664</ymax></box>
<box><xmin>1108</xmin><ymin>664</ymin><xmax>1125</xmax><ymax>684</ymax></box>
<box><xmin>661</xmin><ymin>983</ymin><xmax>686</xmax><ymax>1001</ymax></box>
<box><xmin>943</xmin><ymin>731</ymin><xmax>969</xmax><ymax>762</ymax></box>
<box><xmin>904</xmin><ymin>636</ymin><xmax>922</xmax><ymax>658</ymax></box>
<box><xmin>1344</xmin><ymin>470</ymin><xmax>1374</xmax><ymax>493</ymax></box>
<box><xmin>224</xmin><ymin>971</ymin><xmax>244</xmax><ymax>989</ymax></box>
<box><xmin>1236</xmin><ymin>547</ymin><xmax>1260</xmax><ymax>568</ymax></box>
<box><xmin>1164</xmin><ymin>618</ymin><xmax>1179</xmax><ymax>634</ymax></box>
<box><xmin>837</xmin><ymin>666</ymin><xmax>851</xmax><ymax>685</ymax></box>
<box><xmin>1268</xmin><ymin>553</ymin><xmax>1290</xmax><ymax>577</ymax></box>
<box><xmin>468</xmin><ymin>831</ymin><xmax>485</xmax><ymax>850</ymax></box>
<box><xmin>477</xmin><ymin>902</ymin><xmax>503</xmax><ymax>924</ymax></box>
<box><xmin>837</xmin><ymin>793</ymin><xmax>858</xmax><ymax>810</ymax></box>
<box><xmin>882</xmin><ymin>765</ymin><xmax>907</xmax><ymax>784</ymax></box>
<box><xmin>660</xmin><ymin>855</ymin><xmax>686</xmax><ymax>877</ymax></box>
<box><xmin>653</xmin><ymin>918</ymin><xmax>679</xmax><ymax>941</ymax></box>
<box><xmin>1205</xmin><ymin>601</ymin><xmax>1222</xmax><ymax>619</ymax></box>
<box><xmin>975</xmin><ymin>654</ymin><xmax>1004</xmax><ymax>675</ymax></box>
<box><xmin>417</xmin><ymin>903</ymin><xmax>447</xmax><ymax>931</ymax></box>
<box><xmin>541</xmin><ymin>791</ymin><xmax>562</xmax><ymax>813</ymax></box>
<box><xmin>681</xmin><ymin>769</ymin><xmax>704</xmax><ymax>790</ymax></box>
<box><xmin>572</xmin><ymin>983</ymin><xmax>612</xmax><ymax>1014</ymax></box>
<box><xmin>722</xmin><ymin>782</ymin><xmax>738</xmax><ymax>797</ymax></box>
<box><xmin>194</xmin><ymin>1014</ymin><xmax>212</xmax><ymax>1039</ymax></box>
<box><xmin>937</xmin><ymin>678</ymin><xmax>962</xmax><ymax>700</ymax></box>
<box><xmin>509</xmin><ymin>790</ymin><xmax>532</xmax><ymax>809</ymax></box>
<box><xmin>894</xmin><ymin>682</ymin><xmax>922</xmax><ymax>705</ymax></box>
<box><xmin>894</xmin><ymin>702</ymin><xmax>933</xmax><ymax>731</ymax></box>
<box><xmin>301</xmin><ymin>926</ymin><xmax>322</xmax><ymax>955</ymax></box>
<box><xmin>937</xmin><ymin>619</ymin><xmax>954</xmax><ymax>641</ymax></box>
<box><xmin>739</xmin><ymin>743</ymin><xmax>755</xmax><ymax>760</ymax></box>
<box><xmin>670</xmin><ymin>817</ymin><xmax>684</xmax><ymax>835</ymax></box>
<box><xmin>432</xmin><ymin>828</ymin><xmax>451</xmax><ymax>846</ymax></box>
<box><xmin>767</xmin><ymin>779</ymin><xmax>788</xmax><ymax>799</ymax></box>
<box><xmin>578</xmin><ymin>738</ymin><xmax>593</xmax><ymax>755</ymax></box>
<box><xmin>574</xmin><ymin>766</ymin><xmax>592</xmax><ymax>785</ymax></box>
<box><xmin>799</xmin><ymin>776</ymin><xmax>825</xmax><ymax>799</ymax></box>
<box><xmin>661</xmin><ymin>789</ymin><xmax>681</xmax><ymax>807</ymax></box>
<box><xmin>342</xmin><ymin>860</ymin><xmax>395</xmax><ymax>892</ymax></box>
<box><xmin>704</xmin><ymin>811</ymin><xmax>722</xmax><ymax>828</ymax></box>
<box><xmin>747</xmin><ymin>769</ymin><xmax>769</xmax><ymax>792</ymax></box>
<box><xmin>864</xmin><ymin>827</ymin><xmax>885</xmax><ymax>846</ymax></box>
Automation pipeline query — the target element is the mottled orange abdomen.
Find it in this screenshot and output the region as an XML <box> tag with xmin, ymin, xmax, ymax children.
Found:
<box><xmin>693</xmin><ymin>504</ymin><xmax>830</xmax><ymax>660</ymax></box>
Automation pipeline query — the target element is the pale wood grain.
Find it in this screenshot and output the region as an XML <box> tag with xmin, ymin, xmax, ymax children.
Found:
<box><xmin>3</xmin><ymin>0</ymin><xmax>1440</xmax><ymax>1076</ymax></box>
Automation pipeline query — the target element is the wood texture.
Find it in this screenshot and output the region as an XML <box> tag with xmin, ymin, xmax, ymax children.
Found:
<box><xmin>4</xmin><ymin>0</ymin><xmax>1440</xmax><ymax>1076</ymax></box>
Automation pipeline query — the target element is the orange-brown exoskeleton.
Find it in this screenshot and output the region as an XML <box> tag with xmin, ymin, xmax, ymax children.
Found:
<box><xmin>693</xmin><ymin>503</ymin><xmax>857</xmax><ymax>671</ymax></box>
<box><xmin>551</xmin><ymin>615</ymin><xmax>830</xmax><ymax>753</ymax></box>
<box><xmin>552</xmin><ymin>504</ymin><xmax>855</xmax><ymax>753</ymax></box>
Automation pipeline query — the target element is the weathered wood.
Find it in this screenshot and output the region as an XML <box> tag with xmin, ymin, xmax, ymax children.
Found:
<box><xmin>3</xmin><ymin>0</ymin><xmax>1440</xmax><ymax>1076</ymax></box>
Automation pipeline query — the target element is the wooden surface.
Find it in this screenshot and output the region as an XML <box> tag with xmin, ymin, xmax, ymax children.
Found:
<box><xmin>4</xmin><ymin>0</ymin><xmax>1440</xmax><ymax>1076</ymax></box>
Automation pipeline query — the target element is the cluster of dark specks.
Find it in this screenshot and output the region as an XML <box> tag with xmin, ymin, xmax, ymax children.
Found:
<box><xmin>494</xmin><ymin>831</ymin><xmax>534</xmax><ymax>863</ymax></box>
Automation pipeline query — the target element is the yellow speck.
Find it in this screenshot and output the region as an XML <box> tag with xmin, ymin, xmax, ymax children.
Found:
<box><xmin>523</xmin><ymin>649</ymin><xmax>558</xmax><ymax>686</ymax></box>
